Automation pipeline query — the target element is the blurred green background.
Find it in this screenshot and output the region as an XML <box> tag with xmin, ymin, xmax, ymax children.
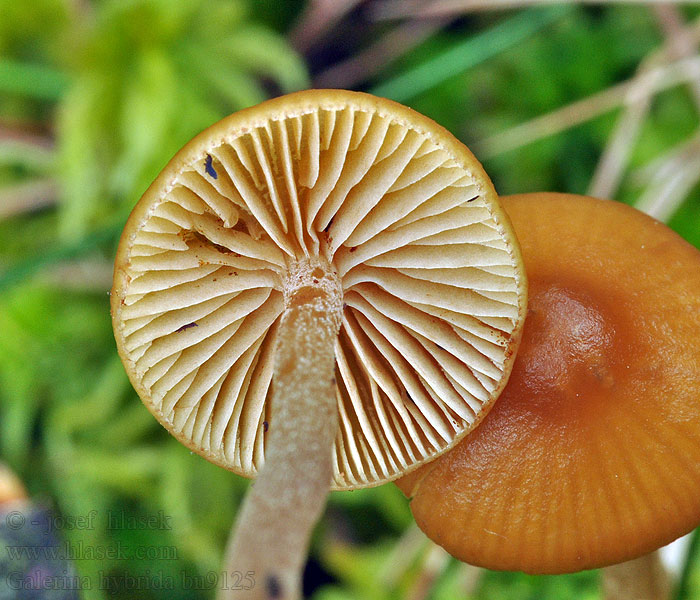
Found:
<box><xmin>1</xmin><ymin>1</ymin><xmax>700</xmax><ymax>598</ymax></box>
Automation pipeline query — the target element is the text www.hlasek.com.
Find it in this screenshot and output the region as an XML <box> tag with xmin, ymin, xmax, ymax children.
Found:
<box><xmin>6</xmin><ymin>541</ymin><xmax>178</xmax><ymax>561</ymax></box>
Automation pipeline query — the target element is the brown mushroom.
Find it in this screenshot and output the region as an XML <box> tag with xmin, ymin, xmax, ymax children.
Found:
<box><xmin>397</xmin><ymin>192</ymin><xmax>700</xmax><ymax>585</ymax></box>
<box><xmin>110</xmin><ymin>90</ymin><xmax>527</xmax><ymax>599</ymax></box>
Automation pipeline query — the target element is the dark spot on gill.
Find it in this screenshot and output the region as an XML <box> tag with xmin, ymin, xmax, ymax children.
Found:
<box><xmin>263</xmin><ymin>421</ymin><xmax>268</xmax><ymax>433</ymax></box>
<box><xmin>349</xmin><ymin>247</ymin><xmax>357</xmax><ymax>253</ymax></box>
<box><xmin>204</xmin><ymin>154</ymin><xmax>218</xmax><ymax>179</ymax></box>
<box><xmin>187</xmin><ymin>230</ymin><xmax>231</xmax><ymax>255</ymax></box>
<box><xmin>232</xmin><ymin>219</ymin><xmax>250</xmax><ymax>236</ymax></box>
<box><xmin>175</xmin><ymin>322</ymin><xmax>198</xmax><ymax>333</ymax></box>
<box><xmin>191</xmin><ymin>232</ymin><xmax>235</xmax><ymax>256</ymax></box>
<box><xmin>265</xmin><ymin>574</ymin><xmax>281</xmax><ymax>599</ymax></box>
<box><xmin>466</xmin><ymin>195</ymin><xmax>477</xmax><ymax>203</ymax></box>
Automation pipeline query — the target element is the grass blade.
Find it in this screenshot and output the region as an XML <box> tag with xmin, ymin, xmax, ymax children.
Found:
<box><xmin>0</xmin><ymin>58</ymin><xmax>68</xmax><ymax>101</ymax></box>
<box><xmin>370</xmin><ymin>4</ymin><xmax>572</xmax><ymax>102</ymax></box>
<box><xmin>0</xmin><ymin>221</ymin><xmax>122</xmax><ymax>293</ymax></box>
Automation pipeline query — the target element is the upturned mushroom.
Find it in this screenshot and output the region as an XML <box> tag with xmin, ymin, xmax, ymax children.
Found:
<box><xmin>397</xmin><ymin>192</ymin><xmax>700</xmax><ymax>593</ymax></box>
<box><xmin>110</xmin><ymin>90</ymin><xmax>527</xmax><ymax>599</ymax></box>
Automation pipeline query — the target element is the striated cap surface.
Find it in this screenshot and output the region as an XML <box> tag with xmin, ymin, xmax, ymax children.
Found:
<box><xmin>398</xmin><ymin>192</ymin><xmax>700</xmax><ymax>572</ymax></box>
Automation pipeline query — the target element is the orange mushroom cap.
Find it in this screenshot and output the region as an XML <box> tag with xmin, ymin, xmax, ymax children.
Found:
<box><xmin>397</xmin><ymin>192</ymin><xmax>700</xmax><ymax>574</ymax></box>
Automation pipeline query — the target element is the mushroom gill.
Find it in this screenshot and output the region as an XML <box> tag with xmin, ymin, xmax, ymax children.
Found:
<box><xmin>111</xmin><ymin>90</ymin><xmax>526</xmax><ymax>599</ymax></box>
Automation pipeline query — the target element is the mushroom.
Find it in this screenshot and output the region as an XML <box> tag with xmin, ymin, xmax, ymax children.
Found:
<box><xmin>397</xmin><ymin>192</ymin><xmax>700</xmax><ymax>595</ymax></box>
<box><xmin>110</xmin><ymin>90</ymin><xmax>527</xmax><ymax>599</ymax></box>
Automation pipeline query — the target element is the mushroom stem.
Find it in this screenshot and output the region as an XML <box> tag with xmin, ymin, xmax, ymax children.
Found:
<box><xmin>220</xmin><ymin>258</ymin><xmax>343</xmax><ymax>600</ymax></box>
<box><xmin>601</xmin><ymin>551</ymin><xmax>672</xmax><ymax>600</ymax></box>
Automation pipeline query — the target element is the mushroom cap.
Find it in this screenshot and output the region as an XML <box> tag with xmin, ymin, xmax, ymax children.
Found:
<box><xmin>111</xmin><ymin>90</ymin><xmax>527</xmax><ymax>491</ymax></box>
<box><xmin>396</xmin><ymin>192</ymin><xmax>700</xmax><ymax>573</ymax></box>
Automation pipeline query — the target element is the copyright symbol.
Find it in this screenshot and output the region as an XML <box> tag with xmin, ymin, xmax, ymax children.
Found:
<box><xmin>5</xmin><ymin>511</ymin><xmax>25</xmax><ymax>530</ymax></box>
